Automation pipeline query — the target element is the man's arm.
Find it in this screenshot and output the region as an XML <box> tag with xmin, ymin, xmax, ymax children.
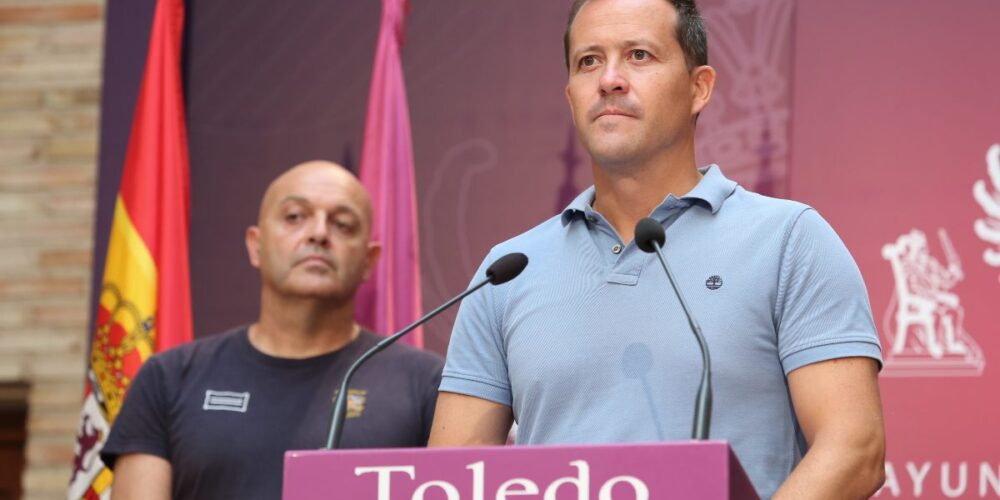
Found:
<box><xmin>428</xmin><ymin>391</ymin><xmax>514</xmax><ymax>446</ymax></box>
<box><xmin>774</xmin><ymin>356</ymin><xmax>886</xmax><ymax>499</ymax></box>
<box><xmin>110</xmin><ymin>453</ymin><xmax>172</xmax><ymax>500</ymax></box>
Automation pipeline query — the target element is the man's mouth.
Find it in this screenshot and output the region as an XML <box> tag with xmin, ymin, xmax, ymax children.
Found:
<box><xmin>594</xmin><ymin>108</ymin><xmax>637</xmax><ymax>121</ymax></box>
<box><xmin>298</xmin><ymin>255</ymin><xmax>334</xmax><ymax>268</ymax></box>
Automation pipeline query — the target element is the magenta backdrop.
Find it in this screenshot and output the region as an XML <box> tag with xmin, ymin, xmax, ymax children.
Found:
<box><xmin>172</xmin><ymin>0</ymin><xmax>791</xmax><ymax>353</ymax></box>
<box><xmin>407</xmin><ymin>0</ymin><xmax>793</xmax><ymax>352</ymax></box>
<box><xmin>791</xmin><ymin>1</ymin><xmax>1000</xmax><ymax>497</ymax></box>
<box><xmin>93</xmin><ymin>0</ymin><xmax>999</xmax><ymax>496</ymax></box>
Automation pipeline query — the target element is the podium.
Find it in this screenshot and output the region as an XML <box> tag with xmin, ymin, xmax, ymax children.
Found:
<box><xmin>284</xmin><ymin>440</ymin><xmax>758</xmax><ymax>499</ymax></box>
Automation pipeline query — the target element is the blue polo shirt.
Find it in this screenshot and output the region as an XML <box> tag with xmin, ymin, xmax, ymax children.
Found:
<box><xmin>440</xmin><ymin>165</ymin><xmax>882</xmax><ymax>499</ymax></box>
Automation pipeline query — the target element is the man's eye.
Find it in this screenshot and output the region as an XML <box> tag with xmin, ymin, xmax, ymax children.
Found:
<box><xmin>579</xmin><ymin>55</ymin><xmax>597</xmax><ymax>68</ymax></box>
<box><xmin>334</xmin><ymin>219</ymin><xmax>357</xmax><ymax>233</ymax></box>
<box><xmin>632</xmin><ymin>49</ymin><xmax>649</xmax><ymax>61</ymax></box>
<box><xmin>285</xmin><ymin>212</ymin><xmax>302</xmax><ymax>223</ymax></box>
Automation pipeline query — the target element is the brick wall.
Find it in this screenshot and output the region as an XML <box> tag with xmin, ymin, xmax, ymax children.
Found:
<box><xmin>0</xmin><ymin>1</ymin><xmax>104</xmax><ymax>498</ymax></box>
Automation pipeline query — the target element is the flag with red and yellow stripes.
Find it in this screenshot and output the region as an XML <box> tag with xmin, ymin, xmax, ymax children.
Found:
<box><xmin>68</xmin><ymin>0</ymin><xmax>191</xmax><ymax>497</ymax></box>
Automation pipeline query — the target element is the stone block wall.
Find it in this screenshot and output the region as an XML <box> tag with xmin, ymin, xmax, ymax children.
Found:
<box><xmin>0</xmin><ymin>1</ymin><xmax>104</xmax><ymax>498</ymax></box>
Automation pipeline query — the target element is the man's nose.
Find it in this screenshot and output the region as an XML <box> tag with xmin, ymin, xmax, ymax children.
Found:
<box><xmin>307</xmin><ymin>216</ymin><xmax>330</xmax><ymax>246</ymax></box>
<box><xmin>599</xmin><ymin>60</ymin><xmax>629</xmax><ymax>95</ymax></box>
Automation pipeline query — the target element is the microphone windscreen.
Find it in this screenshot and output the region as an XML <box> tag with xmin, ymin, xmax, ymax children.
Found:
<box><xmin>486</xmin><ymin>253</ymin><xmax>529</xmax><ymax>285</ymax></box>
<box><xmin>634</xmin><ymin>217</ymin><xmax>666</xmax><ymax>253</ymax></box>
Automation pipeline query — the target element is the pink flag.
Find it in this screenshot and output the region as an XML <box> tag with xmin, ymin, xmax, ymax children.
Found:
<box><xmin>355</xmin><ymin>0</ymin><xmax>423</xmax><ymax>347</ymax></box>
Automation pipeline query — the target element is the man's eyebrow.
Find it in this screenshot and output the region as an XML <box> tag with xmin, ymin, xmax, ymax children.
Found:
<box><xmin>279</xmin><ymin>196</ymin><xmax>361</xmax><ymax>218</ymax></box>
<box><xmin>279</xmin><ymin>195</ymin><xmax>310</xmax><ymax>206</ymax></box>
<box><xmin>570</xmin><ymin>38</ymin><xmax>662</xmax><ymax>61</ymax></box>
<box><xmin>331</xmin><ymin>206</ymin><xmax>361</xmax><ymax>220</ymax></box>
<box><xmin>569</xmin><ymin>44</ymin><xmax>602</xmax><ymax>62</ymax></box>
<box><xmin>622</xmin><ymin>38</ymin><xmax>659</xmax><ymax>49</ymax></box>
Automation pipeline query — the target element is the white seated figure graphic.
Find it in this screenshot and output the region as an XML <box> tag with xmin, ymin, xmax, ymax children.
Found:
<box><xmin>882</xmin><ymin>229</ymin><xmax>965</xmax><ymax>359</ymax></box>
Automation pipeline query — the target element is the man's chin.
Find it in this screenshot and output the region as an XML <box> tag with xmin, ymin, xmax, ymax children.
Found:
<box><xmin>280</xmin><ymin>283</ymin><xmax>350</xmax><ymax>301</ymax></box>
<box><xmin>590</xmin><ymin>145</ymin><xmax>644</xmax><ymax>170</ymax></box>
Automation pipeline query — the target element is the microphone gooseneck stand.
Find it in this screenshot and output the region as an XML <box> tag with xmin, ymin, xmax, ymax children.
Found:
<box><xmin>324</xmin><ymin>252</ymin><xmax>529</xmax><ymax>449</ymax></box>
<box><xmin>635</xmin><ymin>217</ymin><xmax>712</xmax><ymax>440</ymax></box>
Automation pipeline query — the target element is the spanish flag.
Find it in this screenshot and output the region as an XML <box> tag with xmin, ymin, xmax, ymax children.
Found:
<box><xmin>68</xmin><ymin>0</ymin><xmax>191</xmax><ymax>497</ymax></box>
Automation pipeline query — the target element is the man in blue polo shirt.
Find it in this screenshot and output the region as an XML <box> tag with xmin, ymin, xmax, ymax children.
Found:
<box><xmin>429</xmin><ymin>0</ymin><xmax>886</xmax><ymax>498</ymax></box>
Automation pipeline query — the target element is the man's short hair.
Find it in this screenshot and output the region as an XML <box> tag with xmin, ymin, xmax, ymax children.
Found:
<box><xmin>563</xmin><ymin>0</ymin><xmax>709</xmax><ymax>72</ymax></box>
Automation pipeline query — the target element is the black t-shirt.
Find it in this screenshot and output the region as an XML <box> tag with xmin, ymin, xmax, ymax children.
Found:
<box><xmin>101</xmin><ymin>327</ymin><xmax>443</xmax><ymax>499</ymax></box>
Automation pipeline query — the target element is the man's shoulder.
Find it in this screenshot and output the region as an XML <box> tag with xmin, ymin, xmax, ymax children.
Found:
<box><xmin>726</xmin><ymin>187</ymin><xmax>854</xmax><ymax>251</ymax></box>
<box><xmin>359</xmin><ymin>330</ymin><xmax>444</xmax><ymax>372</ymax></box>
<box><xmin>146</xmin><ymin>326</ymin><xmax>248</xmax><ymax>372</ymax></box>
<box><xmin>725</xmin><ymin>185</ymin><xmax>813</xmax><ymax>221</ymax></box>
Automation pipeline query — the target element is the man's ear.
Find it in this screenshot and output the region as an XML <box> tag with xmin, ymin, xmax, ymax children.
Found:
<box><xmin>565</xmin><ymin>84</ymin><xmax>577</xmax><ymax>126</ymax></box>
<box><xmin>246</xmin><ymin>226</ymin><xmax>261</xmax><ymax>269</ymax></box>
<box><xmin>690</xmin><ymin>65</ymin><xmax>717</xmax><ymax>116</ymax></box>
<box><xmin>363</xmin><ymin>241</ymin><xmax>382</xmax><ymax>281</ymax></box>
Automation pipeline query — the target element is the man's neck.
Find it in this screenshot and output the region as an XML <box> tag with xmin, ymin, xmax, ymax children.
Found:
<box><xmin>250</xmin><ymin>291</ymin><xmax>360</xmax><ymax>359</ymax></box>
<box><xmin>591</xmin><ymin>149</ymin><xmax>702</xmax><ymax>244</ymax></box>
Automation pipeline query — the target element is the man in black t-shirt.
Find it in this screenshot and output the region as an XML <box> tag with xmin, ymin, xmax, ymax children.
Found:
<box><xmin>101</xmin><ymin>161</ymin><xmax>443</xmax><ymax>500</ymax></box>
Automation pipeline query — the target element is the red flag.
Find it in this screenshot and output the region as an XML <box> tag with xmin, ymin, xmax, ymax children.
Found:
<box><xmin>68</xmin><ymin>0</ymin><xmax>192</xmax><ymax>496</ymax></box>
<box><xmin>355</xmin><ymin>0</ymin><xmax>424</xmax><ymax>347</ymax></box>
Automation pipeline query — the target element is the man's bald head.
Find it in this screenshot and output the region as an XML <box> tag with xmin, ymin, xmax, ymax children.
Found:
<box><xmin>257</xmin><ymin>160</ymin><xmax>374</xmax><ymax>236</ymax></box>
<box><xmin>247</xmin><ymin>160</ymin><xmax>381</xmax><ymax>302</ymax></box>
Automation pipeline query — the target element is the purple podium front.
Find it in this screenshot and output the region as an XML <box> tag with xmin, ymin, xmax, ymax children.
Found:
<box><xmin>283</xmin><ymin>441</ymin><xmax>759</xmax><ymax>499</ymax></box>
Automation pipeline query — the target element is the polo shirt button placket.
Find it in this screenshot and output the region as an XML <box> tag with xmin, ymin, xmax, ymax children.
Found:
<box><xmin>611</xmin><ymin>244</ymin><xmax>622</xmax><ymax>255</ymax></box>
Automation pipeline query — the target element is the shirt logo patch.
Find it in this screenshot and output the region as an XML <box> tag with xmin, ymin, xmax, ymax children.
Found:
<box><xmin>333</xmin><ymin>389</ymin><xmax>368</xmax><ymax>419</ymax></box>
<box><xmin>705</xmin><ymin>275</ymin><xmax>723</xmax><ymax>290</ymax></box>
<box><xmin>202</xmin><ymin>390</ymin><xmax>250</xmax><ymax>413</ymax></box>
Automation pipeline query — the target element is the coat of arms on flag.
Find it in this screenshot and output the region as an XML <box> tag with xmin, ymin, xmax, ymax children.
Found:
<box><xmin>68</xmin><ymin>0</ymin><xmax>192</xmax><ymax>496</ymax></box>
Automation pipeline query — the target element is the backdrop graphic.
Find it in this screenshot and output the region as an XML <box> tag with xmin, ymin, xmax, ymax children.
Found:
<box><xmin>90</xmin><ymin>0</ymin><xmax>999</xmax><ymax>497</ymax></box>
<box><xmin>790</xmin><ymin>2</ymin><xmax>1000</xmax><ymax>497</ymax></box>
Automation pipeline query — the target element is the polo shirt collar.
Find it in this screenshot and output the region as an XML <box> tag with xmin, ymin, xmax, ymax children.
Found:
<box><xmin>560</xmin><ymin>164</ymin><xmax>738</xmax><ymax>225</ymax></box>
<box><xmin>681</xmin><ymin>164</ymin><xmax>738</xmax><ymax>214</ymax></box>
<box><xmin>561</xmin><ymin>186</ymin><xmax>598</xmax><ymax>225</ymax></box>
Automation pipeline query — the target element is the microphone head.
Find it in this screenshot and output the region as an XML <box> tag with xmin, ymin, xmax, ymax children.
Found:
<box><xmin>634</xmin><ymin>217</ymin><xmax>666</xmax><ymax>253</ymax></box>
<box><xmin>486</xmin><ymin>252</ymin><xmax>529</xmax><ymax>285</ymax></box>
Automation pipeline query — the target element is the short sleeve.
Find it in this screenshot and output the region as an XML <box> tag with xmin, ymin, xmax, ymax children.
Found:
<box><xmin>439</xmin><ymin>251</ymin><xmax>514</xmax><ymax>406</ymax></box>
<box><xmin>775</xmin><ymin>209</ymin><xmax>883</xmax><ymax>375</ymax></box>
<box><xmin>418</xmin><ymin>355</ymin><xmax>444</xmax><ymax>445</ymax></box>
<box><xmin>100</xmin><ymin>355</ymin><xmax>172</xmax><ymax>469</ymax></box>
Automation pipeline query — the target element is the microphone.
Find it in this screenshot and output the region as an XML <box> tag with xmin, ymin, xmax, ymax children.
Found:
<box><xmin>635</xmin><ymin>217</ymin><xmax>712</xmax><ymax>440</ymax></box>
<box><xmin>324</xmin><ymin>252</ymin><xmax>529</xmax><ymax>449</ymax></box>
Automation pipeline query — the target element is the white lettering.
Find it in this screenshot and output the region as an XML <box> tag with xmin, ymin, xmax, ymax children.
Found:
<box><xmin>941</xmin><ymin>462</ymin><xmax>967</xmax><ymax>498</ymax></box>
<box><xmin>468</xmin><ymin>461</ymin><xmax>485</xmax><ymax>500</ymax></box>
<box><xmin>875</xmin><ymin>462</ymin><xmax>900</xmax><ymax>497</ymax></box>
<box><xmin>544</xmin><ymin>460</ymin><xmax>590</xmax><ymax>500</ymax></box>
<box><xmin>355</xmin><ymin>465</ymin><xmax>415</xmax><ymax>500</ymax></box>
<box><xmin>497</xmin><ymin>478</ymin><xmax>540</xmax><ymax>499</ymax></box>
<box><xmin>906</xmin><ymin>461</ymin><xmax>932</xmax><ymax>497</ymax></box>
<box><xmin>981</xmin><ymin>462</ymin><xmax>1000</xmax><ymax>497</ymax></box>
<box><xmin>413</xmin><ymin>480</ymin><xmax>460</xmax><ymax>500</ymax></box>
<box><xmin>598</xmin><ymin>476</ymin><xmax>649</xmax><ymax>500</ymax></box>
